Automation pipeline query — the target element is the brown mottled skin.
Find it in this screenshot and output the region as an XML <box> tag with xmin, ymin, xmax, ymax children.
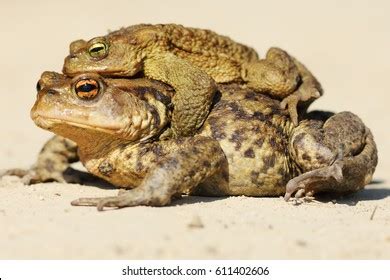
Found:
<box><xmin>63</xmin><ymin>24</ymin><xmax>322</xmax><ymax>137</ymax></box>
<box><xmin>9</xmin><ymin>72</ymin><xmax>376</xmax><ymax>210</ymax></box>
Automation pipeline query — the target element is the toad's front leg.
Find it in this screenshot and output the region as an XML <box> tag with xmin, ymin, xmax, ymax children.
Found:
<box><xmin>71</xmin><ymin>136</ymin><xmax>228</xmax><ymax>210</ymax></box>
<box><xmin>1</xmin><ymin>135</ymin><xmax>79</xmax><ymax>184</ymax></box>
<box><xmin>143</xmin><ymin>53</ymin><xmax>216</xmax><ymax>137</ymax></box>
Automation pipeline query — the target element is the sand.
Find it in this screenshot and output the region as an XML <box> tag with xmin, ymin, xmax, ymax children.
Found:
<box><xmin>0</xmin><ymin>0</ymin><xmax>389</xmax><ymax>259</ymax></box>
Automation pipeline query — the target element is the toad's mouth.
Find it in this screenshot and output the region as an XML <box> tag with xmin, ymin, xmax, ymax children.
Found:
<box><xmin>63</xmin><ymin>64</ymin><xmax>144</xmax><ymax>79</ymax></box>
<box><xmin>66</xmin><ymin>70</ymin><xmax>139</xmax><ymax>79</ymax></box>
<box><xmin>33</xmin><ymin>114</ymin><xmax>156</xmax><ymax>144</ymax></box>
<box><xmin>31</xmin><ymin>113</ymin><xmax>121</xmax><ymax>135</ymax></box>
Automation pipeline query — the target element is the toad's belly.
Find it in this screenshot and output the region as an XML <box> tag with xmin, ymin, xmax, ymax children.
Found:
<box><xmin>208</xmin><ymin>135</ymin><xmax>297</xmax><ymax>196</ymax></box>
<box><xmin>198</xmin><ymin>95</ymin><xmax>299</xmax><ymax>196</ymax></box>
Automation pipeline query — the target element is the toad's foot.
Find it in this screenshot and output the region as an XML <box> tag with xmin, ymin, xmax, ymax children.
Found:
<box><xmin>284</xmin><ymin>160</ymin><xmax>344</xmax><ymax>201</ymax></box>
<box><xmin>280</xmin><ymin>88</ymin><xmax>321</xmax><ymax>126</ymax></box>
<box><xmin>0</xmin><ymin>167</ymin><xmax>91</xmax><ymax>185</ymax></box>
<box><xmin>0</xmin><ymin>168</ymin><xmax>72</xmax><ymax>184</ymax></box>
<box><xmin>71</xmin><ymin>188</ymin><xmax>173</xmax><ymax>210</ymax></box>
<box><xmin>0</xmin><ymin>168</ymin><xmax>40</xmax><ymax>185</ymax></box>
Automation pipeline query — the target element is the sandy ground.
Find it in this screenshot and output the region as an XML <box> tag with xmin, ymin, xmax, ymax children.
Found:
<box><xmin>0</xmin><ymin>0</ymin><xmax>389</xmax><ymax>259</ymax></box>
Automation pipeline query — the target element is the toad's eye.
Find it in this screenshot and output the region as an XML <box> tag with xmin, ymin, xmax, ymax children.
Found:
<box><xmin>88</xmin><ymin>42</ymin><xmax>108</xmax><ymax>58</ymax></box>
<box><xmin>75</xmin><ymin>79</ymin><xmax>100</xmax><ymax>99</ymax></box>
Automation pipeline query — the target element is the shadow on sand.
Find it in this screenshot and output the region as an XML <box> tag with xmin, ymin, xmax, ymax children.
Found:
<box><xmin>64</xmin><ymin>168</ymin><xmax>117</xmax><ymax>190</ymax></box>
<box><xmin>335</xmin><ymin>187</ymin><xmax>390</xmax><ymax>205</ymax></box>
<box><xmin>66</xmin><ymin>168</ymin><xmax>390</xmax><ymax>207</ymax></box>
<box><xmin>314</xmin><ymin>179</ymin><xmax>390</xmax><ymax>206</ymax></box>
<box><xmin>170</xmin><ymin>196</ymin><xmax>227</xmax><ymax>206</ymax></box>
<box><xmin>171</xmin><ymin>182</ymin><xmax>390</xmax><ymax>207</ymax></box>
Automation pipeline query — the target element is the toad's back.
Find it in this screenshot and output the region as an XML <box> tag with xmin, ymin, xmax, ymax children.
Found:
<box><xmin>198</xmin><ymin>84</ymin><xmax>299</xmax><ymax>196</ymax></box>
<box><xmin>110</xmin><ymin>24</ymin><xmax>259</xmax><ymax>82</ymax></box>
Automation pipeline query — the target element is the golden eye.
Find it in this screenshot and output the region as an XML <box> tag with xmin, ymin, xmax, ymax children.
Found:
<box><xmin>88</xmin><ymin>42</ymin><xmax>108</xmax><ymax>58</ymax></box>
<box><xmin>75</xmin><ymin>79</ymin><xmax>100</xmax><ymax>99</ymax></box>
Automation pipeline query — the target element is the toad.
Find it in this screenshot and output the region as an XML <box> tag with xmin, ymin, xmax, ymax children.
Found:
<box><xmin>4</xmin><ymin>72</ymin><xmax>376</xmax><ymax>210</ymax></box>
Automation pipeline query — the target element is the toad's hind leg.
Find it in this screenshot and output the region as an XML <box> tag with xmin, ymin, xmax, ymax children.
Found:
<box><xmin>242</xmin><ymin>47</ymin><xmax>322</xmax><ymax>125</ymax></box>
<box><xmin>285</xmin><ymin>112</ymin><xmax>378</xmax><ymax>201</ymax></box>
<box><xmin>279</xmin><ymin>57</ymin><xmax>323</xmax><ymax>125</ymax></box>
<box><xmin>242</xmin><ymin>47</ymin><xmax>299</xmax><ymax>96</ymax></box>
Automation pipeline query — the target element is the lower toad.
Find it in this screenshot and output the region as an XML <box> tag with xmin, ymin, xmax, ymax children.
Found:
<box><xmin>2</xmin><ymin>72</ymin><xmax>377</xmax><ymax>210</ymax></box>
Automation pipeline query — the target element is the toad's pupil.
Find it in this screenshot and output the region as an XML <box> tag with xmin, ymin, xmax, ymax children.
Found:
<box><xmin>91</xmin><ymin>46</ymin><xmax>104</xmax><ymax>53</ymax></box>
<box><xmin>78</xmin><ymin>83</ymin><xmax>97</xmax><ymax>92</ymax></box>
